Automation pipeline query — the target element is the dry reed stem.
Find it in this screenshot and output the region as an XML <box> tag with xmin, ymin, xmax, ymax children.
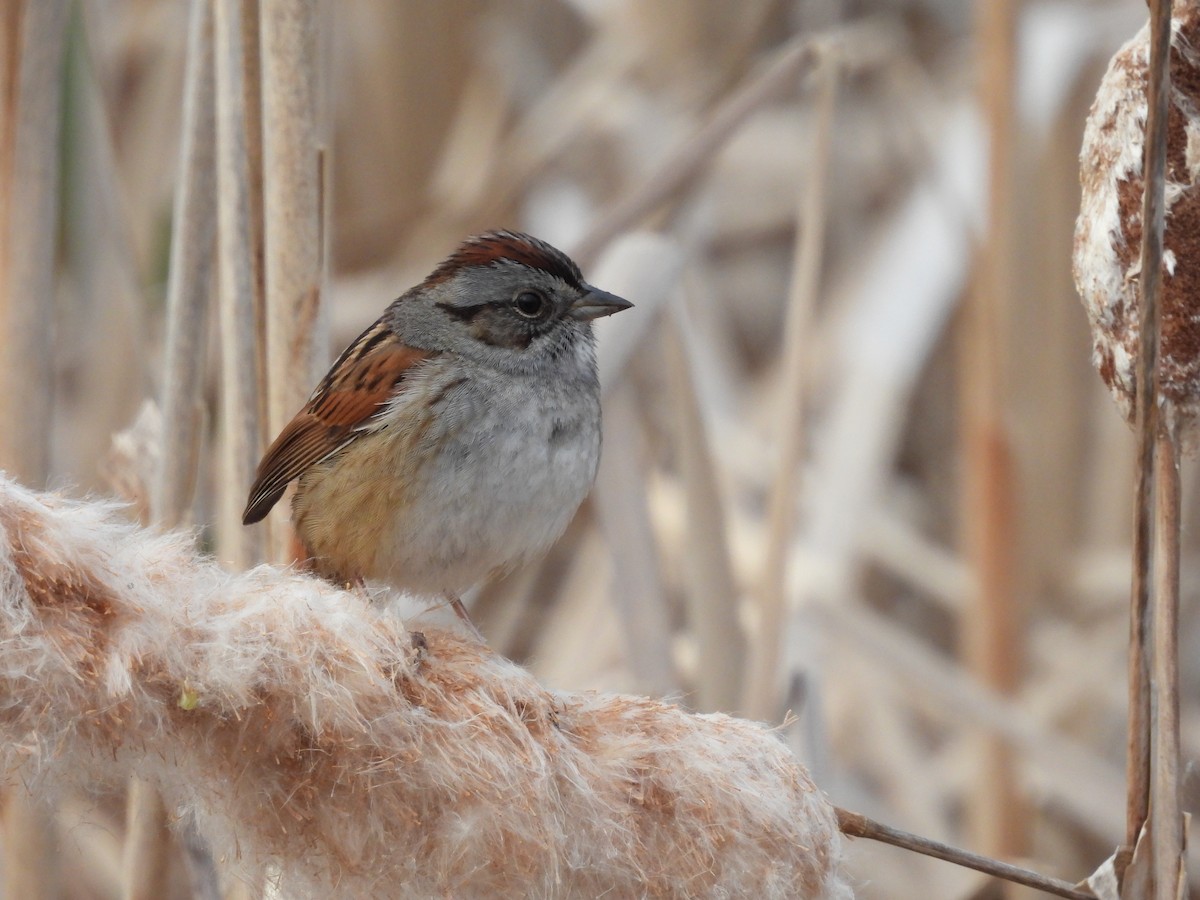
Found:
<box><xmin>814</xmin><ymin>602</ymin><xmax>1125</xmax><ymax>838</ymax></box>
<box><xmin>862</xmin><ymin>507</ymin><xmax>971</xmax><ymax>614</ymax></box>
<box><xmin>125</xmin><ymin>6</ymin><xmax>219</xmax><ymax>897</ymax></box>
<box><xmin>1127</xmin><ymin>66</ymin><xmax>1164</xmax><ymax>879</ymax></box>
<box><xmin>471</xmin><ymin>33</ymin><xmax>639</xmax><ymax>223</ymax></box>
<box><xmin>214</xmin><ymin>0</ymin><xmax>264</xmax><ymax>570</ymax></box>
<box><xmin>240</xmin><ymin>0</ymin><xmax>267</xmax><ymax>425</ymax></box>
<box><xmin>586</xmin><ymin>235</ymin><xmax>687</xmax><ymax>695</ymax></box>
<box><xmin>108</xmin><ymin>406</ymin><xmax>172</xmax><ymax>900</ymax></box>
<box><xmin>122</xmin><ymin>778</ymin><xmax>169</xmax><ymax>900</ymax></box>
<box><xmin>260</xmin><ymin>0</ymin><xmax>325</xmax><ymax>564</ymax></box>
<box><xmin>571</xmin><ymin>20</ymin><xmax>893</xmax><ymax>268</ymax></box>
<box><xmin>209</xmin><ymin>3</ymin><xmax>266</xmax><ymax>890</ymax></box>
<box><xmin>961</xmin><ymin>0</ymin><xmax>1024</xmax><ymax>863</ymax></box>
<box><xmin>1072</xmin><ymin>3</ymin><xmax>1193</xmax><ymax>888</ymax></box>
<box><xmin>0</xmin><ymin>3</ymin><xmax>68</xmax><ymax>898</ymax></box>
<box><xmin>666</xmin><ymin>299</ymin><xmax>745</xmax><ymax>711</ymax></box>
<box><xmin>60</xmin><ymin>13</ymin><xmax>148</xmax><ymax>481</ymax></box>
<box><xmin>156</xmin><ymin>0</ymin><xmax>217</xmax><ymax>529</ymax></box>
<box><xmin>0</xmin><ymin>0</ymin><xmax>65</xmax><ymax>486</ymax></box>
<box><xmin>591</xmin><ymin>383</ymin><xmax>678</xmax><ymax>695</ymax></box>
<box><xmin>0</xmin><ymin>475</ymin><xmax>849</xmax><ymax>899</ymax></box>
<box><xmin>59</xmin><ymin>796</ymin><xmax>123</xmax><ymax>898</ymax></box>
<box><xmin>1129</xmin><ymin>1</ymin><xmax>1177</xmax><ymax>895</ymax></box>
<box><xmin>1150</xmin><ymin>418</ymin><xmax>1183</xmax><ymax>897</ymax></box>
<box><xmin>836</xmin><ymin>808</ymin><xmax>1095</xmax><ymax>899</ymax></box>
<box><xmin>743</xmin><ymin>53</ymin><xmax>836</xmax><ymax>722</ymax></box>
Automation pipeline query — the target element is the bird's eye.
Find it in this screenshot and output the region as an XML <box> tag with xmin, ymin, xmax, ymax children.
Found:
<box><xmin>512</xmin><ymin>290</ymin><xmax>549</xmax><ymax>319</ymax></box>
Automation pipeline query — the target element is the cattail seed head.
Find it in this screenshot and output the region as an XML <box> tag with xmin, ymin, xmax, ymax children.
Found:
<box><xmin>1074</xmin><ymin>3</ymin><xmax>1200</xmax><ymax>432</ymax></box>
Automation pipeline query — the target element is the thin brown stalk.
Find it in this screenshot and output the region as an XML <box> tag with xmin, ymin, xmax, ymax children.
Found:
<box><xmin>1149</xmin><ymin>417</ymin><xmax>1182</xmax><ymax>897</ymax></box>
<box><xmin>813</xmin><ymin>601</ymin><xmax>1124</xmax><ymax>839</ymax></box>
<box><xmin>214</xmin><ymin>0</ymin><xmax>264</xmax><ymax>570</ymax></box>
<box><xmin>742</xmin><ymin>54</ymin><xmax>837</xmax><ymax>721</ymax></box>
<box><xmin>260</xmin><ymin>0</ymin><xmax>325</xmax><ymax>564</ymax></box>
<box><xmin>570</xmin><ymin>20</ymin><xmax>892</xmax><ymax>267</ymax></box>
<box><xmin>961</xmin><ymin>0</ymin><xmax>1022</xmax><ymax>861</ymax></box>
<box><xmin>1125</xmin><ymin>0</ymin><xmax>1172</xmax><ymax>880</ymax></box>
<box><xmin>835</xmin><ymin>808</ymin><xmax>1094</xmax><ymax>900</ymax></box>
<box><xmin>0</xmin><ymin>3</ymin><xmax>68</xmax><ymax>898</ymax></box>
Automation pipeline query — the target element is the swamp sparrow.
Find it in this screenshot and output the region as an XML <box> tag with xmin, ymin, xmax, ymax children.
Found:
<box><xmin>243</xmin><ymin>231</ymin><xmax>631</xmax><ymax>634</ymax></box>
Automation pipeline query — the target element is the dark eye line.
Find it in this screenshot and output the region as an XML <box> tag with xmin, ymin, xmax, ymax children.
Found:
<box><xmin>436</xmin><ymin>298</ymin><xmax>553</xmax><ymax>329</ymax></box>
<box><xmin>436</xmin><ymin>300</ymin><xmax>494</xmax><ymax>322</ymax></box>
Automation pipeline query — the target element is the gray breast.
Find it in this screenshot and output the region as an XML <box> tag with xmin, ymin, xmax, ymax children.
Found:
<box><xmin>380</xmin><ymin>364</ymin><xmax>601</xmax><ymax>594</ymax></box>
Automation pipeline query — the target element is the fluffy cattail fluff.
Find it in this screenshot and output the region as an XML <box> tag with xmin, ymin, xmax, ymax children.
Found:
<box><xmin>0</xmin><ymin>474</ymin><xmax>849</xmax><ymax>899</ymax></box>
<box><xmin>1074</xmin><ymin>2</ymin><xmax>1200</xmax><ymax>432</ymax></box>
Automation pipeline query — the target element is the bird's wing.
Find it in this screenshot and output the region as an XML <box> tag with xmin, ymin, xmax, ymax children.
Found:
<box><xmin>242</xmin><ymin>318</ymin><xmax>437</xmax><ymax>524</ymax></box>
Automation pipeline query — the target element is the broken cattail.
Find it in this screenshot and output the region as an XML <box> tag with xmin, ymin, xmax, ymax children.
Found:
<box><xmin>1073</xmin><ymin>2</ymin><xmax>1200</xmax><ymax>430</ymax></box>
<box><xmin>1075</xmin><ymin>1</ymin><xmax>1188</xmax><ymax>891</ymax></box>
<box><xmin>0</xmin><ymin>475</ymin><xmax>849</xmax><ymax>899</ymax></box>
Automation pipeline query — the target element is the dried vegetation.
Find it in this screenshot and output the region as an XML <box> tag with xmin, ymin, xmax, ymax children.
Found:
<box><xmin>0</xmin><ymin>1</ymin><xmax>1191</xmax><ymax>898</ymax></box>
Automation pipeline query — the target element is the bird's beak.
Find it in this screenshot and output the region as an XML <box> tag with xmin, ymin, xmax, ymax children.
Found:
<box><xmin>568</xmin><ymin>288</ymin><xmax>633</xmax><ymax>321</ymax></box>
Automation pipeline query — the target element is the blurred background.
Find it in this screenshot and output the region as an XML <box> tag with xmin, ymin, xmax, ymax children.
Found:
<box><xmin>0</xmin><ymin>0</ymin><xmax>1184</xmax><ymax>897</ymax></box>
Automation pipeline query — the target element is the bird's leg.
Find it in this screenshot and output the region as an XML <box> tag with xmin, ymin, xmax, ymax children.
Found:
<box><xmin>443</xmin><ymin>592</ymin><xmax>485</xmax><ymax>643</ymax></box>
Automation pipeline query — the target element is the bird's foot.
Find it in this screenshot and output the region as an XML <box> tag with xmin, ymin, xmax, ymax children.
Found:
<box><xmin>443</xmin><ymin>592</ymin><xmax>485</xmax><ymax>643</ymax></box>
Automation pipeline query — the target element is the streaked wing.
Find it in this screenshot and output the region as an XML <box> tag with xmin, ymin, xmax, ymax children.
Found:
<box><xmin>242</xmin><ymin>319</ymin><xmax>436</xmax><ymax>524</ymax></box>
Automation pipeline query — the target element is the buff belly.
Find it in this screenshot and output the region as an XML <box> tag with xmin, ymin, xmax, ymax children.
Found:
<box><xmin>293</xmin><ymin>374</ymin><xmax>600</xmax><ymax>595</ymax></box>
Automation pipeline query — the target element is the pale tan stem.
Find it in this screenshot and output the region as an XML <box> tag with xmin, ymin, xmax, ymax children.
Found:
<box><xmin>743</xmin><ymin>54</ymin><xmax>837</xmax><ymax>721</ymax></box>
<box><xmin>260</xmin><ymin>0</ymin><xmax>326</xmax><ymax>563</ymax></box>
<box><xmin>666</xmin><ymin>300</ymin><xmax>745</xmax><ymax>711</ymax></box>
<box><xmin>1124</xmin><ymin>1</ymin><xmax>1179</xmax><ymax>895</ymax></box>
<box><xmin>1150</xmin><ymin>417</ymin><xmax>1183</xmax><ymax>899</ymax></box>
<box><xmin>571</xmin><ymin>20</ymin><xmax>892</xmax><ymax>267</ymax></box>
<box><xmin>591</xmin><ymin>382</ymin><xmax>678</xmax><ymax>695</ymax></box>
<box><xmin>961</xmin><ymin>0</ymin><xmax>1023</xmax><ymax>862</ymax></box>
<box><xmin>214</xmin><ymin>0</ymin><xmax>264</xmax><ymax>570</ymax></box>
<box><xmin>122</xmin><ymin>779</ymin><xmax>169</xmax><ymax>900</ymax></box>
<box><xmin>0</xmin><ymin>3</ymin><xmax>68</xmax><ymax>898</ymax></box>
<box><xmin>0</xmin><ymin>0</ymin><xmax>66</xmax><ymax>484</ymax></box>
<box><xmin>156</xmin><ymin>0</ymin><xmax>217</xmax><ymax>528</ymax></box>
<box><xmin>241</xmin><ymin>0</ymin><xmax>267</xmax><ymax>428</ymax></box>
<box><xmin>126</xmin><ymin>5</ymin><xmax>219</xmax><ymax>900</ymax></box>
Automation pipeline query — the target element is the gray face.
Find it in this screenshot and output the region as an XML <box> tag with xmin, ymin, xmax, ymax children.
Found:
<box><xmin>387</xmin><ymin>260</ymin><xmax>600</xmax><ymax>378</ymax></box>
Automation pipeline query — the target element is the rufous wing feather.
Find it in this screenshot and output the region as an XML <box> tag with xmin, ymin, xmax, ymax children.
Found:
<box><xmin>242</xmin><ymin>319</ymin><xmax>436</xmax><ymax>525</ymax></box>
